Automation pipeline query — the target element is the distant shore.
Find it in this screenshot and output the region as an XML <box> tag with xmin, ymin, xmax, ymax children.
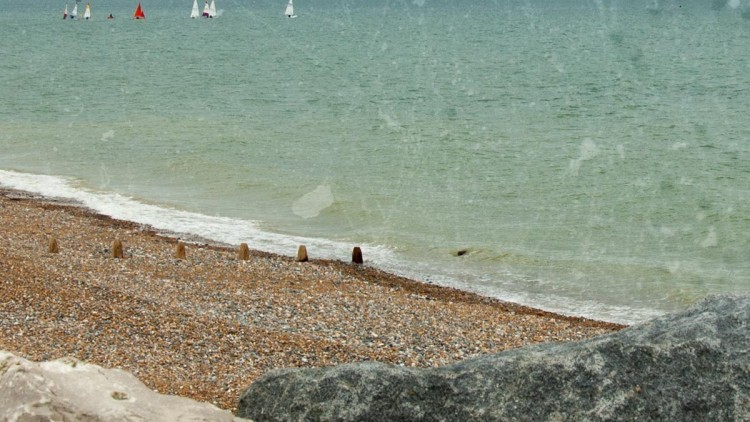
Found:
<box><xmin>0</xmin><ymin>188</ymin><xmax>624</xmax><ymax>411</ymax></box>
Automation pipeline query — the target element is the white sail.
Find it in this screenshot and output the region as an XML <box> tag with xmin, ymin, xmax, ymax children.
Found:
<box><xmin>70</xmin><ymin>2</ymin><xmax>78</xmax><ymax>18</ymax></box>
<box><xmin>284</xmin><ymin>0</ymin><xmax>295</xmax><ymax>17</ymax></box>
<box><xmin>63</xmin><ymin>3</ymin><xmax>68</xmax><ymax>19</ymax></box>
<box><xmin>190</xmin><ymin>0</ymin><xmax>199</xmax><ymax>18</ymax></box>
<box><xmin>209</xmin><ymin>0</ymin><xmax>216</xmax><ymax>17</ymax></box>
<box><xmin>83</xmin><ymin>2</ymin><xmax>91</xmax><ymax>19</ymax></box>
<box><xmin>202</xmin><ymin>0</ymin><xmax>210</xmax><ymax>17</ymax></box>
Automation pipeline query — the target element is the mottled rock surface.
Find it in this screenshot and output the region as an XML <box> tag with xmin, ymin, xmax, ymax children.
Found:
<box><xmin>0</xmin><ymin>352</ymin><xmax>249</xmax><ymax>422</ymax></box>
<box><xmin>238</xmin><ymin>295</ymin><xmax>750</xmax><ymax>421</ymax></box>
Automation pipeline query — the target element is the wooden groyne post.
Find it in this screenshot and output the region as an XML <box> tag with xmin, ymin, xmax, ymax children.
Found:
<box><xmin>238</xmin><ymin>243</ymin><xmax>250</xmax><ymax>260</ymax></box>
<box><xmin>111</xmin><ymin>239</ymin><xmax>124</xmax><ymax>259</ymax></box>
<box><xmin>296</xmin><ymin>245</ymin><xmax>309</xmax><ymax>262</ymax></box>
<box><xmin>175</xmin><ymin>241</ymin><xmax>186</xmax><ymax>259</ymax></box>
<box><xmin>352</xmin><ymin>246</ymin><xmax>363</xmax><ymax>264</ymax></box>
<box><xmin>48</xmin><ymin>238</ymin><xmax>60</xmax><ymax>254</ymax></box>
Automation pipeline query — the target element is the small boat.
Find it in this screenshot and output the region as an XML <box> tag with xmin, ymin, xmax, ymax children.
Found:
<box><xmin>63</xmin><ymin>3</ymin><xmax>68</xmax><ymax>19</ymax></box>
<box><xmin>133</xmin><ymin>2</ymin><xmax>145</xmax><ymax>19</ymax></box>
<box><xmin>83</xmin><ymin>2</ymin><xmax>91</xmax><ymax>19</ymax></box>
<box><xmin>202</xmin><ymin>0</ymin><xmax>210</xmax><ymax>17</ymax></box>
<box><xmin>209</xmin><ymin>0</ymin><xmax>216</xmax><ymax>18</ymax></box>
<box><xmin>190</xmin><ymin>0</ymin><xmax>199</xmax><ymax>18</ymax></box>
<box><xmin>284</xmin><ymin>0</ymin><xmax>296</xmax><ymax>18</ymax></box>
<box><xmin>69</xmin><ymin>2</ymin><xmax>78</xmax><ymax>19</ymax></box>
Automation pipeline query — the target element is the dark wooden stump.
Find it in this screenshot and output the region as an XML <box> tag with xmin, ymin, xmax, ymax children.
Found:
<box><xmin>352</xmin><ymin>246</ymin><xmax>363</xmax><ymax>264</ymax></box>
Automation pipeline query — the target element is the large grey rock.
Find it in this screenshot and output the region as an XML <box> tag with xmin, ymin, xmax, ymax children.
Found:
<box><xmin>0</xmin><ymin>352</ymin><xmax>250</xmax><ymax>422</ymax></box>
<box><xmin>237</xmin><ymin>294</ymin><xmax>750</xmax><ymax>421</ymax></box>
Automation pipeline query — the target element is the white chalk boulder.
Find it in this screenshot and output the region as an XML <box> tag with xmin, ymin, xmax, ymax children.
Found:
<box><xmin>0</xmin><ymin>351</ymin><xmax>250</xmax><ymax>422</ymax></box>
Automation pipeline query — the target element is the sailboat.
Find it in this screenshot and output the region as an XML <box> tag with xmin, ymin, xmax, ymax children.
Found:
<box><xmin>69</xmin><ymin>2</ymin><xmax>78</xmax><ymax>19</ymax></box>
<box><xmin>83</xmin><ymin>2</ymin><xmax>91</xmax><ymax>19</ymax></box>
<box><xmin>284</xmin><ymin>0</ymin><xmax>296</xmax><ymax>18</ymax></box>
<box><xmin>209</xmin><ymin>0</ymin><xmax>216</xmax><ymax>18</ymax></box>
<box><xmin>133</xmin><ymin>2</ymin><xmax>145</xmax><ymax>19</ymax></box>
<box><xmin>190</xmin><ymin>0</ymin><xmax>199</xmax><ymax>18</ymax></box>
<box><xmin>202</xmin><ymin>0</ymin><xmax>210</xmax><ymax>17</ymax></box>
<box><xmin>63</xmin><ymin>3</ymin><xmax>68</xmax><ymax>19</ymax></box>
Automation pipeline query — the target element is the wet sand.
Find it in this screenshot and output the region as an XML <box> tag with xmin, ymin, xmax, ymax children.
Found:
<box><xmin>0</xmin><ymin>188</ymin><xmax>624</xmax><ymax>411</ymax></box>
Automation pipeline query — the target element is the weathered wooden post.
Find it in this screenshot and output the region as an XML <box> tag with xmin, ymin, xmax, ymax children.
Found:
<box><xmin>352</xmin><ymin>246</ymin><xmax>363</xmax><ymax>264</ymax></box>
<box><xmin>48</xmin><ymin>238</ymin><xmax>60</xmax><ymax>254</ymax></box>
<box><xmin>112</xmin><ymin>239</ymin><xmax>124</xmax><ymax>259</ymax></box>
<box><xmin>238</xmin><ymin>243</ymin><xmax>250</xmax><ymax>260</ymax></box>
<box><xmin>175</xmin><ymin>241</ymin><xmax>186</xmax><ymax>259</ymax></box>
<box><xmin>296</xmin><ymin>245</ymin><xmax>309</xmax><ymax>262</ymax></box>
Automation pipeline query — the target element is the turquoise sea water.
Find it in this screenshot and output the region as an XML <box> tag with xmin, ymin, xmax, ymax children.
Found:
<box><xmin>2</xmin><ymin>0</ymin><xmax>750</xmax><ymax>323</ymax></box>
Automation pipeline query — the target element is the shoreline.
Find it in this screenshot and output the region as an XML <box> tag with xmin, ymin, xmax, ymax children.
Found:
<box><xmin>0</xmin><ymin>187</ymin><xmax>624</xmax><ymax>411</ymax></box>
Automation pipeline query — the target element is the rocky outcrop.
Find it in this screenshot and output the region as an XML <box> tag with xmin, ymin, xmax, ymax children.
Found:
<box><xmin>237</xmin><ymin>295</ymin><xmax>750</xmax><ymax>421</ymax></box>
<box><xmin>0</xmin><ymin>352</ymin><xmax>249</xmax><ymax>422</ymax></box>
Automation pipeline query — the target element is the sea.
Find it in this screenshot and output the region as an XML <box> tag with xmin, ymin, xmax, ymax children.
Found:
<box><xmin>1</xmin><ymin>0</ymin><xmax>749</xmax><ymax>324</ymax></box>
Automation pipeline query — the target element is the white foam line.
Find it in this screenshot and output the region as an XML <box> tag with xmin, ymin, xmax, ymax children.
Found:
<box><xmin>0</xmin><ymin>169</ymin><xmax>393</xmax><ymax>263</ymax></box>
<box><xmin>0</xmin><ymin>169</ymin><xmax>658</xmax><ymax>325</ymax></box>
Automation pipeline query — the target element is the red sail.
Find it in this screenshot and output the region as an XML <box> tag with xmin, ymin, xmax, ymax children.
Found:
<box><xmin>133</xmin><ymin>2</ymin><xmax>145</xmax><ymax>19</ymax></box>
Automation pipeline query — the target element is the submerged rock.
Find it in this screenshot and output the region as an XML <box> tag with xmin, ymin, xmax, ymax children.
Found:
<box><xmin>237</xmin><ymin>295</ymin><xmax>750</xmax><ymax>421</ymax></box>
<box><xmin>0</xmin><ymin>352</ymin><xmax>249</xmax><ymax>422</ymax></box>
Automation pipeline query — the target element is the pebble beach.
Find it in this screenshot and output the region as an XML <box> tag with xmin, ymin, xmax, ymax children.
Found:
<box><xmin>0</xmin><ymin>188</ymin><xmax>624</xmax><ymax>412</ymax></box>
